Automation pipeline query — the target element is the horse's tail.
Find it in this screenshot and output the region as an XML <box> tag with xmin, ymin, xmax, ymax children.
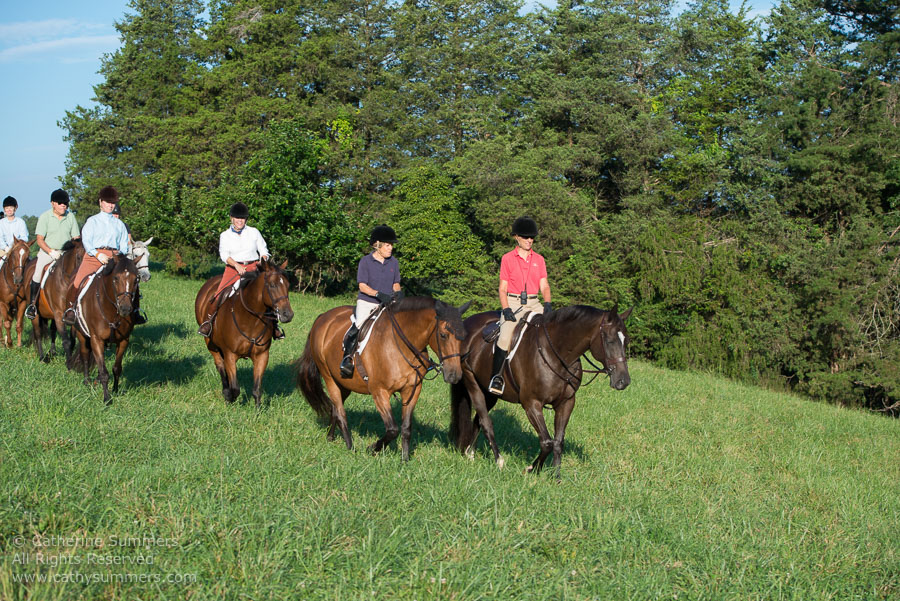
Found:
<box><xmin>295</xmin><ymin>336</ymin><xmax>331</xmax><ymax>418</ymax></box>
<box><xmin>449</xmin><ymin>380</ymin><xmax>475</xmax><ymax>453</ymax></box>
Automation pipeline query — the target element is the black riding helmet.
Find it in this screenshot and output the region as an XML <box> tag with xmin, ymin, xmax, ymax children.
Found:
<box><xmin>369</xmin><ymin>225</ymin><xmax>398</xmax><ymax>245</ymax></box>
<box><xmin>229</xmin><ymin>202</ymin><xmax>250</xmax><ymax>219</ymax></box>
<box><xmin>2</xmin><ymin>196</ymin><xmax>17</xmax><ymax>208</ymax></box>
<box><xmin>511</xmin><ymin>216</ymin><xmax>538</xmax><ymax>238</ymax></box>
<box><xmin>50</xmin><ymin>189</ymin><xmax>70</xmax><ymax>205</ymax></box>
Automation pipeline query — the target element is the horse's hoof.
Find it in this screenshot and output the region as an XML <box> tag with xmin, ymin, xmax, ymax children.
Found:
<box><xmin>524</xmin><ymin>465</ymin><xmax>534</xmax><ymax>474</ymax></box>
<box><xmin>497</xmin><ymin>456</ymin><xmax>505</xmax><ymax>470</ymax></box>
<box><xmin>465</xmin><ymin>447</ymin><xmax>475</xmax><ymax>461</ymax></box>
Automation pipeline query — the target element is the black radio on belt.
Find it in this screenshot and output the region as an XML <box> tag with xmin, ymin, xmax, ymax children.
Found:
<box><xmin>520</xmin><ymin>290</ymin><xmax>527</xmax><ymax>305</ymax></box>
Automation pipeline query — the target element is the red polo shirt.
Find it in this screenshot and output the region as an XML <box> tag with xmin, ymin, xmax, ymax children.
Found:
<box><xmin>499</xmin><ymin>248</ymin><xmax>547</xmax><ymax>295</ymax></box>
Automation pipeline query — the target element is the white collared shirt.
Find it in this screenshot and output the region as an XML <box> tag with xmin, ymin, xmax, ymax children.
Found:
<box><xmin>219</xmin><ymin>225</ymin><xmax>269</xmax><ymax>263</ymax></box>
<box><xmin>0</xmin><ymin>216</ymin><xmax>29</xmax><ymax>250</ymax></box>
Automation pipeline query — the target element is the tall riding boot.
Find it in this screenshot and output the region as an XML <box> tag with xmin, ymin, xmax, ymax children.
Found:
<box><xmin>62</xmin><ymin>286</ymin><xmax>79</xmax><ymax>325</ymax></box>
<box><xmin>132</xmin><ymin>292</ymin><xmax>147</xmax><ymax>325</ymax></box>
<box><xmin>24</xmin><ymin>281</ymin><xmax>40</xmax><ymax>319</ymax></box>
<box><xmin>340</xmin><ymin>325</ymin><xmax>360</xmax><ymax>378</ymax></box>
<box><xmin>488</xmin><ymin>347</ymin><xmax>509</xmax><ymax>395</ymax></box>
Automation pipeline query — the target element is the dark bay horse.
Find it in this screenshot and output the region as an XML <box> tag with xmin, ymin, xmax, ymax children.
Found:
<box><xmin>26</xmin><ymin>239</ymin><xmax>85</xmax><ymax>362</ymax></box>
<box><xmin>65</xmin><ymin>255</ymin><xmax>141</xmax><ymax>404</ymax></box>
<box><xmin>450</xmin><ymin>305</ymin><xmax>632</xmax><ymax>477</ymax></box>
<box><xmin>194</xmin><ymin>258</ymin><xmax>294</xmax><ymax>407</ymax></box>
<box><xmin>296</xmin><ymin>297</ymin><xmax>471</xmax><ymax>461</ymax></box>
<box><xmin>0</xmin><ymin>237</ymin><xmax>33</xmax><ymax>347</ymax></box>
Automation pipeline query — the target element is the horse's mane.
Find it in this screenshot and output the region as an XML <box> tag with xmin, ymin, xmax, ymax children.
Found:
<box><xmin>392</xmin><ymin>296</ymin><xmax>436</xmax><ymax>313</ymax></box>
<box><xmin>543</xmin><ymin>305</ymin><xmax>607</xmax><ymax>325</ymax></box>
<box><xmin>61</xmin><ymin>239</ymin><xmax>83</xmax><ymax>252</ymax></box>
<box><xmin>101</xmin><ymin>255</ymin><xmax>137</xmax><ymax>277</ymax></box>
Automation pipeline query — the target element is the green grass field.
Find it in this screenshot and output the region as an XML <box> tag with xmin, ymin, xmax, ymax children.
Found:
<box><xmin>1</xmin><ymin>273</ymin><xmax>898</xmax><ymax>600</ymax></box>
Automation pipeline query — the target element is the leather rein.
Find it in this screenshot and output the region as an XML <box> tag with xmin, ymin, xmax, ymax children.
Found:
<box><xmin>231</xmin><ymin>272</ymin><xmax>289</xmax><ymax>346</ymax></box>
<box><xmin>385</xmin><ymin>305</ymin><xmax>461</xmax><ymax>406</ymax></box>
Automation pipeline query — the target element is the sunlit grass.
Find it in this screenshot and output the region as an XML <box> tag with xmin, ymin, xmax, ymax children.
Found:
<box><xmin>1</xmin><ymin>273</ymin><xmax>898</xmax><ymax>600</ymax></box>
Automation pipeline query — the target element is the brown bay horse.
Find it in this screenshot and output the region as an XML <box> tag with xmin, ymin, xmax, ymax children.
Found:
<box><xmin>65</xmin><ymin>255</ymin><xmax>142</xmax><ymax>404</ymax></box>
<box><xmin>26</xmin><ymin>239</ymin><xmax>85</xmax><ymax>362</ymax></box>
<box><xmin>449</xmin><ymin>305</ymin><xmax>632</xmax><ymax>477</ymax></box>
<box><xmin>194</xmin><ymin>258</ymin><xmax>294</xmax><ymax>407</ymax></box>
<box><xmin>0</xmin><ymin>237</ymin><xmax>33</xmax><ymax>347</ymax></box>
<box><xmin>296</xmin><ymin>297</ymin><xmax>471</xmax><ymax>461</ymax></box>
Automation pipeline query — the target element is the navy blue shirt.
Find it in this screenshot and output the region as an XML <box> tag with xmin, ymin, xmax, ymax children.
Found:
<box><xmin>356</xmin><ymin>252</ymin><xmax>400</xmax><ymax>302</ymax></box>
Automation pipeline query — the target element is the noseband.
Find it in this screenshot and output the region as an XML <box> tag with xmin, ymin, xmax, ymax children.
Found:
<box><xmin>232</xmin><ymin>271</ymin><xmax>289</xmax><ymax>346</ymax></box>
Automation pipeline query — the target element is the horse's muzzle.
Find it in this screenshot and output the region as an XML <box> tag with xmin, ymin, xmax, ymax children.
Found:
<box><xmin>117</xmin><ymin>301</ymin><xmax>133</xmax><ymax>317</ymax></box>
<box><xmin>13</xmin><ymin>274</ymin><xmax>22</xmax><ymax>285</ymax></box>
<box><xmin>611</xmin><ymin>373</ymin><xmax>630</xmax><ymax>390</ymax></box>
<box><xmin>277</xmin><ymin>307</ymin><xmax>294</xmax><ymax>323</ymax></box>
<box><xmin>442</xmin><ymin>365</ymin><xmax>462</xmax><ymax>384</ymax></box>
<box><xmin>139</xmin><ymin>269</ymin><xmax>151</xmax><ymax>282</ymax></box>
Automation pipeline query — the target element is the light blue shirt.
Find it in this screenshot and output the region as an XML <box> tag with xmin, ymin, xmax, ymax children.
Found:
<box><xmin>0</xmin><ymin>216</ymin><xmax>29</xmax><ymax>250</ymax></box>
<box><xmin>81</xmin><ymin>211</ymin><xmax>129</xmax><ymax>257</ymax></box>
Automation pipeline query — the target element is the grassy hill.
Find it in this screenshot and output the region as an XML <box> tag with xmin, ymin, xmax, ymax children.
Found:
<box><xmin>1</xmin><ymin>273</ymin><xmax>897</xmax><ymax>600</ymax></box>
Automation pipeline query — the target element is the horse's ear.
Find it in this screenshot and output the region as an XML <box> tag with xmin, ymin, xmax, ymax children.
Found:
<box><xmin>144</xmin><ymin>236</ymin><xmax>154</xmax><ymax>246</ymax></box>
<box><xmin>458</xmin><ymin>301</ymin><xmax>472</xmax><ymax>315</ymax></box>
<box><xmin>27</xmin><ymin>238</ymin><xmax>35</xmax><ymax>247</ymax></box>
<box><xmin>435</xmin><ymin>299</ymin><xmax>446</xmax><ymax>311</ymax></box>
<box><xmin>279</xmin><ymin>259</ymin><xmax>288</xmax><ymax>270</ymax></box>
<box><xmin>619</xmin><ymin>306</ymin><xmax>633</xmax><ymax>321</ymax></box>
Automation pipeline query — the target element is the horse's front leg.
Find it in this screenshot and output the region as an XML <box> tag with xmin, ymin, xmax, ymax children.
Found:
<box><xmin>522</xmin><ymin>399</ymin><xmax>554</xmax><ymax>475</ymax></box>
<box><xmin>112</xmin><ymin>338</ymin><xmax>130</xmax><ymax>393</ymax></box>
<box><xmin>90</xmin><ymin>336</ymin><xmax>112</xmax><ymax>404</ymax></box>
<box><xmin>250</xmin><ymin>347</ymin><xmax>270</xmax><ymax>409</ymax></box>
<box><xmin>550</xmin><ymin>396</ymin><xmax>576</xmax><ymax>480</ymax></box>
<box><xmin>368</xmin><ymin>388</ymin><xmax>398</xmax><ymax>456</ymax></box>
<box><xmin>14</xmin><ymin>300</ymin><xmax>26</xmax><ymax>347</ymax></box>
<box><xmin>32</xmin><ymin>316</ymin><xmax>46</xmax><ymax>361</ymax></box>
<box><xmin>398</xmin><ymin>383</ymin><xmax>424</xmax><ymax>462</ymax></box>
<box><xmin>222</xmin><ymin>351</ymin><xmax>241</xmax><ymax>404</ymax></box>
<box><xmin>0</xmin><ymin>302</ymin><xmax>11</xmax><ymax>347</ymax></box>
<box><xmin>463</xmin><ymin>372</ymin><xmax>504</xmax><ymax>468</ymax></box>
<box><xmin>209</xmin><ymin>349</ymin><xmax>233</xmax><ymax>403</ymax></box>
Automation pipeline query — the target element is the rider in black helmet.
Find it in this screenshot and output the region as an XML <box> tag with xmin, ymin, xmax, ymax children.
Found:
<box><xmin>488</xmin><ymin>216</ymin><xmax>553</xmax><ymax>395</ymax></box>
<box><xmin>340</xmin><ymin>225</ymin><xmax>403</xmax><ymax>378</ymax></box>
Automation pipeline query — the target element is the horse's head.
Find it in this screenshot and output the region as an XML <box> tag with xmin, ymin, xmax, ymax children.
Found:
<box><xmin>432</xmin><ymin>299</ymin><xmax>472</xmax><ymax>384</ymax></box>
<box><xmin>61</xmin><ymin>239</ymin><xmax>85</xmax><ymax>267</ymax></box>
<box><xmin>8</xmin><ymin>237</ymin><xmax>33</xmax><ymax>285</ymax></box>
<box><xmin>590</xmin><ymin>306</ymin><xmax>632</xmax><ymax>391</ymax></box>
<box><xmin>259</xmin><ymin>258</ymin><xmax>294</xmax><ymax>324</ymax></box>
<box><xmin>106</xmin><ymin>256</ymin><xmax>140</xmax><ymax>318</ymax></box>
<box><xmin>129</xmin><ymin>237</ymin><xmax>153</xmax><ymax>282</ymax></box>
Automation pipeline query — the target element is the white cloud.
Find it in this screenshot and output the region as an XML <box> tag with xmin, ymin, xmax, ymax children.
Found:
<box><xmin>0</xmin><ymin>35</ymin><xmax>120</xmax><ymax>64</ymax></box>
<box><xmin>0</xmin><ymin>19</ymin><xmax>109</xmax><ymax>45</ymax></box>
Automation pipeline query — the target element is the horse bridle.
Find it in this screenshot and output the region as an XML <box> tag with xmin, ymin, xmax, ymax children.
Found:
<box><xmin>94</xmin><ymin>261</ymin><xmax>140</xmax><ymax>333</ymax></box>
<box><xmin>232</xmin><ymin>271</ymin><xmax>289</xmax><ymax>346</ymax></box>
<box><xmin>534</xmin><ymin>317</ymin><xmax>625</xmax><ymax>391</ymax></box>
<box><xmin>385</xmin><ymin>307</ymin><xmax>463</xmax><ymax>405</ymax></box>
<box><xmin>1</xmin><ymin>247</ymin><xmax>27</xmax><ymax>289</ymax></box>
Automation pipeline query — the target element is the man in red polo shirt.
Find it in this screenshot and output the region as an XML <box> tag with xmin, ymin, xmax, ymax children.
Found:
<box><xmin>489</xmin><ymin>216</ymin><xmax>553</xmax><ymax>395</ymax></box>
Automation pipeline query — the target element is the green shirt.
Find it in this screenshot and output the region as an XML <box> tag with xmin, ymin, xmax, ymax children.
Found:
<box><xmin>36</xmin><ymin>209</ymin><xmax>80</xmax><ymax>250</ymax></box>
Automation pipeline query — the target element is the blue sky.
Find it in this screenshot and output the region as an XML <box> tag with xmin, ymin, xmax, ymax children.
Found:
<box><xmin>0</xmin><ymin>0</ymin><xmax>774</xmax><ymax>218</ymax></box>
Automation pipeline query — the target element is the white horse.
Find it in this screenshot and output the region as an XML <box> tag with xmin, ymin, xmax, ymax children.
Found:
<box><xmin>128</xmin><ymin>237</ymin><xmax>153</xmax><ymax>282</ymax></box>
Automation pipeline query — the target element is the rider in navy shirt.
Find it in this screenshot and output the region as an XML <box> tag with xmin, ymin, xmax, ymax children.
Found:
<box><xmin>340</xmin><ymin>225</ymin><xmax>402</xmax><ymax>378</ymax></box>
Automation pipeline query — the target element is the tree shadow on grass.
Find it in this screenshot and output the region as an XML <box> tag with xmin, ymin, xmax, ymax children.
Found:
<box><xmin>131</xmin><ymin>322</ymin><xmax>190</xmax><ymax>347</ymax></box>
<box><xmin>128</xmin><ymin>356</ymin><xmax>206</xmax><ymax>386</ymax></box>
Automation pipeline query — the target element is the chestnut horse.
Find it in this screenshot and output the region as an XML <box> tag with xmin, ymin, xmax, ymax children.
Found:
<box><xmin>194</xmin><ymin>258</ymin><xmax>294</xmax><ymax>407</ymax></box>
<box><xmin>296</xmin><ymin>297</ymin><xmax>471</xmax><ymax>461</ymax></box>
<box><xmin>449</xmin><ymin>305</ymin><xmax>632</xmax><ymax>478</ymax></box>
<box><xmin>0</xmin><ymin>237</ymin><xmax>33</xmax><ymax>347</ymax></box>
<box><xmin>66</xmin><ymin>255</ymin><xmax>141</xmax><ymax>404</ymax></box>
<box><xmin>26</xmin><ymin>239</ymin><xmax>85</xmax><ymax>362</ymax></box>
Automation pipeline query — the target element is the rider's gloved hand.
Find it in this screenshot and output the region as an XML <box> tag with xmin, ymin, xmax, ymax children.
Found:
<box><xmin>376</xmin><ymin>291</ymin><xmax>392</xmax><ymax>305</ymax></box>
<box><xmin>392</xmin><ymin>290</ymin><xmax>405</xmax><ymax>303</ymax></box>
<box><xmin>49</xmin><ymin>249</ymin><xmax>62</xmax><ymax>260</ymax></box>
<box><xmin>502</xmin><ymin>307</ymin><xmax>516</xmax><ymax>322</ymax></box>
<box><xmin>543</xmin><ymin>301</ymin><xmax>553</xmax><ymax>316</ymax></box>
